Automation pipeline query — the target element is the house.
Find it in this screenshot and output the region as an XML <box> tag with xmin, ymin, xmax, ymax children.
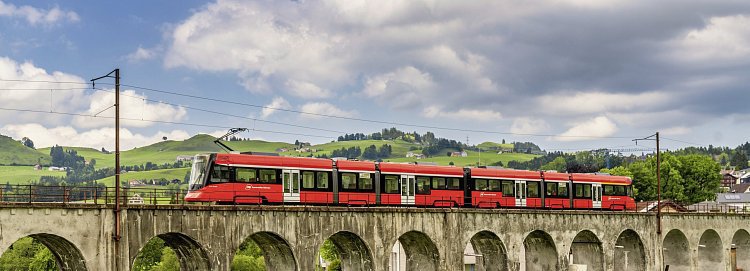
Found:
<box><xmin>714</xmin><ymin>193</ymin><xmax>750</xmax><ymax>211</ymax></box>
<box><xmin>451</xmin><ymin>151</ymin><xmax>468</xmax><ymax>157</ymax></box>
<box><xmin>47</xmin><ymin>167</ymin><xmax>67</xmax><ymax>171</ymax></box>
<box><xmin>721</xmin><ymin>169</ymin><xmax>740</xmax><ymax>187</ymax></box>
<box><xmin>129</xmin><ymin>180</ymin><xmax>145</xmax><ymax>187</ymax></box>
<box><xmin>729</xmin><ymin>183</ymin><xmax>750</xmax><ymax>193</ymax></box>
<box><xmin>688</xmin><ymin>200</ymin><xmax>741</xmax><ymax>213</ymax></box>
<box><xmin>414</xmin><ymin>154</ymin><xmax>425</xmax><ymax>159</ymax></box>
<box><xmin>275</xmin><ymin>148</ymin><xmax>289</xmax><ymax>152</ymax></box>
<box><xmin>741</xmin><ymin>172</ymin><xmax>750</xmax><ymax>183</ymax></box>
<box><xmin>635</xmin><ymin>200</ymin><xmax>687</xmax><ymax>213</ymax></box>
<box><xmin>176</xmin><ymin>155</ymin><xmax>193</xmax><ymax>162</ymax></box>
<box><xmin>406</xmin><ymin>152</ymin><xmax>424</xmax><ymax>158</ymax></box>
<box><xmin>33</xmin><ymin>164</ymin><xmax>42</xmax><ymax>171</ymax></box>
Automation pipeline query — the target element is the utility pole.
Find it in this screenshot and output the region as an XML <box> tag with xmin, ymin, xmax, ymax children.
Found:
<box><xmin>634</xmin><ymin>132</ymin><xmax>661</xmax><ymax>234</ymax></box>
<box><xmin>91</xmin><ymin>69</ymin><xmax>120</xmax><ymax>270</ymax></box>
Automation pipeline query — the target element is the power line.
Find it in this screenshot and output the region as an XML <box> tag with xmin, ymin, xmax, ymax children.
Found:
<box><xmin>118</xmin><ymin>82</ymin><xmax>636</xmax><ymax>139</ymax></box>
<box><xmin>92</xmin><ymin>87</ymin><xmax>346</xmax><ymax>134</ymax></box>
<box><xmin>0</xmin><ymin>78</ymin><xmax>89</xmax><ymax>85</ymax></box>
<box><xmin>662</xmin><ymin>137</ymin><xmax>706</xmax><ymax>147</ymax></box>
<box><xmin>0</xmin><ymin>106</ymin><xmax>333</xmax><ymax>139</ymax></box>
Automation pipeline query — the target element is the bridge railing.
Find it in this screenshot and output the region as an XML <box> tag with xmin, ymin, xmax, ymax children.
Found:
<box><xmin>0</xmin><ymin>184</ymin><xmax>745</xmax><ymax>214</ymax></box>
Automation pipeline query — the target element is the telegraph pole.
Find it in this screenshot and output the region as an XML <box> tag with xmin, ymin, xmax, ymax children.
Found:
<box><xmin>91</xmin><ymin>69</ymin><xmax>121</xmax><ymax>270</ymax></box>
<box><xmin>634</xmin><ymin>132</ymin><xmax>661</xmax><ymax>234</ymax></box>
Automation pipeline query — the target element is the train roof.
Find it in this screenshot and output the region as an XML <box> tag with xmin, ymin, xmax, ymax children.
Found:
<box><xmin>215</xmin><ymin>153</ymin><xmax>333</xmax><ymax>170</ymax></box>
<box><xmin>336</xmin><ymin>160</ymin><xmax>376</xmax><ymax>172</ymax></box>
<box><xmin>571</xmin><ymin>173</ymin><xmax>632</xmax><ymax>185</ymax></box>
<box><xmin>469</xmin><ymin>167</ymin><xmax>542</xmax><ymax>180</ymax></box>
<box><xmin>542</xmin><ymin>172</ymin><xmax>571</xmax><ymax>181</ymax></box>
<box><xmin>378</xmin><ymin>162</ymin><xmax>464</xmax><ymax>177</ymax></box>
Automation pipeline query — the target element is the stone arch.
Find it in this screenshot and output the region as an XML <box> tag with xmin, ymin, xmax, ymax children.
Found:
<box><xmin>322</xmin><ymin>231</ymin><xmax>374</xmax><ymax>271</ymax></box>
<box><xmin>2</xmin><ymin>233</ymin><xmax>88</xmax><ymax>271</ymax></box>
<box><xmin>662</xmin><ymin>229</ymin><xmax>690</xmax><ymax>271</ymax></box>
<box><xmin>613</xmin><ymin>229</ymin><xmax>646</xmax><ymax>271</ymax></box>
<box><xmin>523</xmin><ymin>230</ymin><xmax>558</xmax><ymax>271</ymax></box>
<box><xmin>569</xmin><ymin>230</ymin><xmax>603</xmax><ymax>271</ymax></box>
<box><xmin>391</xmin><ymin>231</ymin><xmax>439</xmax><ymax>271</ymax></box>
<box><xmin>732</xmin><ymin>229</ymin><xmax>750</xmax><ymax>270</ymax></box>
<box><xmin>466</xmin><ymin>230</ymin><xmax>508</xmax><ymax>271</ymax></box>
<box><xmin>697</xmin><ymin>229</ymin><xmax>723</xmax><ymax>270</ymax></box>
<box><xmin>132</xmin><ymin>232</ymin><xmax>211</xmax><ymax>271</ymax></box>
<box><xmin>240</xmin><ymin>231</ymin><xmax>297</xmax><ymax>271</ymax></box>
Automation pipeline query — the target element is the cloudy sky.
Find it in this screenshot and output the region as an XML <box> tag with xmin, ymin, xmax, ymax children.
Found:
<box><xmin>1</xmin><ymin>0</ymin><xmax>749</xmax><ymax>151</ymax></box>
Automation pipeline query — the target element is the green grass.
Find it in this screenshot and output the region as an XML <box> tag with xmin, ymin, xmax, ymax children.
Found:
<box><xmin>477</xmin><ymin>141</ymin><xmax>514</xmax><ymax>150</ymax></box>
<box><xmin>386</xmin><ymin>150</ymin><xmax>538</xmax><ymax>166</ymax></box>
<box><xmin>224</xmin><ymin>140</ymin><xmax>295</xmax><ymax>153</ymax></box>
<box><xmin>0</xmin><ymin>166</ymin><xmax>67</xmax><ymax>185</ymax></box>
<box><xmin>278</xmin><ymin>139</ymin><xmax>418</xmax><ymax>157</ymax></box>
<box><xmin>95</xmin><ymin>168</ymin><xmax>190</xmax><ymax>187</ymax></box>
<box><xmin>0</xmin><ymin>135</ymin><xmax>51</xmax><ymax>166</ymax></box>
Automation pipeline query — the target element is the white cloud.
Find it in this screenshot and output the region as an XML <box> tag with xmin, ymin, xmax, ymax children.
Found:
<box><xmin>555</xmin><ymin>116</ymin><xmax>618</xmax><ymax>141</ymax></box>
<box><xmin>422</xmin><ymin>106</ymin><xmax>502</xmax><ymax>121</ymax></box>
<box><xmin>0</xmin><ymin>123</ymin><xmax>190</xmax><ymax>150</ymax></box>
<box><xmin>362</xmin><ymin>66</ymin><xmax>435</xmax><ymax>108</ymax></box>
<box><xmin>538</xmin><ymin>91</ymin><xmax>669</xmax><ymax>115</ymax></box>
<box><xmin>126</xmin><ymin>46</ymin><xmax>157</xmax><ymax>62</ymax></box>
<box><xmin>72</xmin><ymin>90</ymin><xmax>187</xmax><ymax>128</ymax></box>
<box><xmin>511</xmin><ymin>118</ymin><xmax>550</xmax><ymax>134</ymax></box>
<box><xmin>299</xmin><ymin>102</ymin><xmax>357</xmax><ymax>120</ymax></box>
<box><xmin>668</xmin><ymin>15</ymin><xmax>750</xmax><ymax>65</ymax></box>
<box><xmin>261</xmin><ymin>96</ymin><xmax>292</xmax><ymax>118</ymax></box>
<box><xmin>0</xmin><ymin>1</ymin><xmax>79</xmax><ymax>25</ymax></box>
<box><xmin>0</xmin><ymin>57</ymin><xmax>87</xmax><ymax>125</ymax></box>
<box><xmin>284</xmin><ymin>79</ymin><xmax>331</xmax><ymax>99</ymax></box>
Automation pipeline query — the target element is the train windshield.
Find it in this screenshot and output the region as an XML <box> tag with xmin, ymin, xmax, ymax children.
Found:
<box><xmin>188</xmin><ymin>154</ymin><xmax>211</xmax><ymax>191</ymax></box>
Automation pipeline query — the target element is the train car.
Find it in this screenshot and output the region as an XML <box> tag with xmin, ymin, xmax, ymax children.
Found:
<box><xmin>184</xmin><ymin>153</ymin><xmax>333</xmax><ymax>204</ymax></box>
<box><xmin>468</xmin><ymin>168</ymin><xmax>544</xmax><ymax>208</ymax></box>
<box><xmin>378</xmin><ymin>163</ymin><xmax>464</xmax><ymax>207</ymax></box>
<box><xmin>335</xmin><ymin>160</ymin><xmax>377</xmax><ymax>205</ymax></box>
<box><xmin>542</xmin><ymin>172</ymin><xmax>571</xmax><ymax>209</ymax></box>
<box><xmin>570</xmin><ymin>173</ymin><xmax>635</xmax><ymax>210</ymax></box>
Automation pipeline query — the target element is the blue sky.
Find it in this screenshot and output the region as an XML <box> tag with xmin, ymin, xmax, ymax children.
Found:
<box><xmin>1</xmin><ymin>0</ymin><xmax>750</xmax><ymax>152</ymax></box>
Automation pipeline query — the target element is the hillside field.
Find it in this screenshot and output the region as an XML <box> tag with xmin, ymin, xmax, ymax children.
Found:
<box><xmin>387</xmin><ymin>150</ymin><xmax>537</xmax><ymax>166</ymax></box>
<box><xmin>0</xmin><ymin>166</ymin><xmax>67</xmax><ymax>185</ymax></box>
<box><xmin>95</xmin><ymin>168</ymin><xmax>190</xmax><ymax>187</ymax></box>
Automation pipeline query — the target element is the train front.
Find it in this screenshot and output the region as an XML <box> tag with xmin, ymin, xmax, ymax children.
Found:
<box><xmin>184</xmin><ymin>153</ymin><xmax>212</xmax><ymax>202</ymax></box>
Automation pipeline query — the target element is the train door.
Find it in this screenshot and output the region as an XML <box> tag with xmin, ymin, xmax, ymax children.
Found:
<box><xmin>283</xmin><ymin>169</ymin><xmax>300</xmax><ymax>203</ymax></box>
<box><xmin>592</xmin><ymin>183</ymin><xmax>602</xmax><ymax>209</ymax></box>
<box><xmin>400</xmin><ymin>175</ymin><xmax>415</xmax><ymax>205</ymax></box>
<box><xmin>515</xmin><ymin>180</ymin><xmax>527</xmax><ymax>207</ymax></box>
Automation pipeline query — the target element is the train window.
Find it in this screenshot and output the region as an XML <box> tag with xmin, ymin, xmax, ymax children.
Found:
<box><xmin>341</xmin><ymin>173</ymin><xmax>357</xmax><ymax>190</ymax></box>
<box><xmin>527</xmin><ymin>181</ymin><xmax>540</xmax><ymax>198</ymax></box>
<box><xmin>488</xmin><ymin>180</ymin><xmax>502</xmax><ymax>191</ymax></box>
<box><xmin>359</xmin><ymin>173</ymin><xmax>374</xmax><ymax>190</ymax></box>
<box><xmin>210</xmin><ymin>166</ymin><xmax>232</xmax><ymax>183</ymax></box>
<box><xmin>236</xmin><ymin>168</ymin><xmax>256</xmax><ymax>183</ymax></box>
<box><xmin>316</xmin><ymin>172</ymin><xmax>330</xmax><ymax>189</ymax></box>
<box><xmin>416</xmin><ymin>176</ymin><xmax>431</xmax><ymax>194</ymax></box>
<box><xmin>433</xmin><ymin>177</ymin><xmax>446</xmax><ymax>189</ymax></box>
<box><xmin>603</xmin><ymin>185</ymin><xmax>628</xmax><ymax>196</ymax></box>
<box><xmin>447</xmin><ymin>178</ymin><xmax>461</xmax><ymax>190</ymax></box>
<box><xmin>259</xmin><ymin>169</ymin><xmax>277</xmax><ymax>184</ymax></box>
<box><xmin>574</xmin><ymin>184</ymin><xmax>584</xmax><ymax>198</ymax></box>
<box><xmin>383</xmin><ymin>175</ymin><xmax>400</xmax><ymax>194</ymax></box>
<box><xmin>545</xmin><ymin>182</ymin><xmax>558</xmax><ymax>197</ymax></box>
<box><xmin>474</xmin><ymin>179</ymin><xmax>488</xmax><ymax>191</ymax></box>
<box><xmin>502</xmin><ymin>181</ymin><xmax>514</xmax><ymax>196</ymax></box>
<box><xmin>558</xmin><ymin>182</ymin><xmax>569</xmax><ymax>197</ymax></box>
<box><xmin>302</xmin><ymin>171</ymin><xmax>315</xmax><ymax>189</ymax></box>
<box><xmin>584</xmin><ymin>184</ymin><xmax>592</xmax><ymax>198</ymax></box>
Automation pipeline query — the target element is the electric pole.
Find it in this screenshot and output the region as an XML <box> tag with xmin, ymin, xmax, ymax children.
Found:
<box><xmin>91</xmin><ymin>68</ymin><xmax>121</xmax><ymax>270</ymax></box>
<box><xmin>634</xmin><ymin>132</ymin><xmax>661</xmax><ymax>234</ymax></box>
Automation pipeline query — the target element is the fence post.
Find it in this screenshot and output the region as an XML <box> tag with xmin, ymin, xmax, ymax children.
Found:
<box><xmin>28</xmin><ymin>185</ymin><xmax>32</xmax><ymax>203</ymax></box>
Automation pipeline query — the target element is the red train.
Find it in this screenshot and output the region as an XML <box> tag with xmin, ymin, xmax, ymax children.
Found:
<box><xmin>184</xmin><ymin>153</ymin><xmax>636</xmax><ymax>210</ymax></box>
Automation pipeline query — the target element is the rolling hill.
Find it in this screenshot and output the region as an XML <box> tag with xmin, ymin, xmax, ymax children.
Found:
<box><xmin>0</xmin><ymin>135</ymin><xmax>51</xmax><ymax>166</ymax></box>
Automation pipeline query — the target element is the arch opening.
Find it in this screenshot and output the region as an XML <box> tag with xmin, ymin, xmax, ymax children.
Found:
<box><xmin>523</xmin><ymin>230</ymin><xmax>558</xmax><ymax>271</ymax></box>
<box><xmin>132</xmin><ymin>232</ymin><xmax>210</xmax><ymax>271</ymax></box>
<box><xmin>316</xmin><ymin>231</ymin><xmax>373</xmax><ymax>271</ymax></box>
<box><xmin>569</xmin><ymin>230</ymin><xmax>603</xmax><ymax>271</ymax></box>
<box><xmin>465</xmin><ymin>231</ymin><xmax>507</xmax><ymax>271</ymax></box>
<box><xmin>732</xmin><ymin>229</ymin><xmax>750</xmax><ymax>270</ymax></box>
<box><xmin>613</xmin><ymin>229</ymin><xmax>646</xmax><ymax>271</ymax></box>
<box><xmin>389</xmin><ymin>231</ymin><xmax>439</xmax><ymax>271</ymax></box>
<box><xmin>662</xmin><ymin>229</ymin><xmax>690</xmax><ymax>271</ymax></box>
<box><xmin>697</xmin><ymin>229</ymin><xmax>723</xmax><ymax>270</ymax></box>
<box><xmin>232</xmin><ymin>231</ymin><xmax>296</xmax><ymax>271</ymax></box>
<box><xmin>0</xmin><ymin>233</ymin><xmax>86</xmax><ymax>271</ymax></box>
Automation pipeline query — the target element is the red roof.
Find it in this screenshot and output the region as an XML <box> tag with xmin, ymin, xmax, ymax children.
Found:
<box><xmin>470</xmin><ymin>168</ymin><xmax>541</xmax><ymax>180</ymax></box>
<box><xmin>215</xmin><ymin>153</ymin><xmax>333</xmax><ymax>170</ymax></box>
<box><xmin>379</xmin><ymin>163</ymin><xmax>464</xmax><ymax>176</ymax></box>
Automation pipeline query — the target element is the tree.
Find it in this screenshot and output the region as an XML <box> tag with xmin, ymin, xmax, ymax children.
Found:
<box><xmin>541</xmin><ymin>157</ymin><xmax>567</xmax><ymax>172</ymax></box>
<box><xmin>21</xmin><ymin>137</ymin><xmax>34</xmax><ymax>149</ymax></box>
<box><xmin>730</xmin><ymin>150</ymin><xmax>748</xmax><ymax>169</ymax></box>
<box><xmin>28</xmin><ymin>248</ymin><xmax>56</xmax><ymax>271</ymax></box>
<box><xmin>677</xmin><ymin>155</ymin><xmax>721</xmax><ymax>203</ymax></box>
<box><xmin>319</xmin><ymin>239</ymin><xmax>341</xmax><ymax>271</ymax></box>
<box><xmin>151</xmin><ymin>247</ymin><xmax>179</xmax><ymax>271</ymax></box>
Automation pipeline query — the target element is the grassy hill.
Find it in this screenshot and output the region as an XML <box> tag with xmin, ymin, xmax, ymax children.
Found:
<box><xmin>477</xmin><ymin>141</ymin><xmax>514</xmax><ymax>150</ymax></box>
<box><xmin>0</xmin><ymin>166</ymin><xmax>67</xmax><ymax>185</ymax></box>
<box><xmin>95</xmin><ymin>168</ymin><xmax>189</xmax><ymax>187</ymax></box>
<box><xmin>387</xmin><ymin>150</ymin><xmax>537</xmax><ymax>166</ymax></box>
<box><xmin>0</xmin><ymin>135</ymin><xmax>51</xmax><ymax>166</ymax></box>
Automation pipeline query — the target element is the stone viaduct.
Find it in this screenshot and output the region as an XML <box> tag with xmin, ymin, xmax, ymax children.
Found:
<box><xmin>0</xmin><ymin>203</ymin><xmax>748</xmax><ymax>271</ymax></box>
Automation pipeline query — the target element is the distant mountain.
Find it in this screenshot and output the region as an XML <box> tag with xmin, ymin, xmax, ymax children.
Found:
<box><xmin>0</xmin><ymin>135</ymin><xmax>51</xmax><ymax>166</ymax></box>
